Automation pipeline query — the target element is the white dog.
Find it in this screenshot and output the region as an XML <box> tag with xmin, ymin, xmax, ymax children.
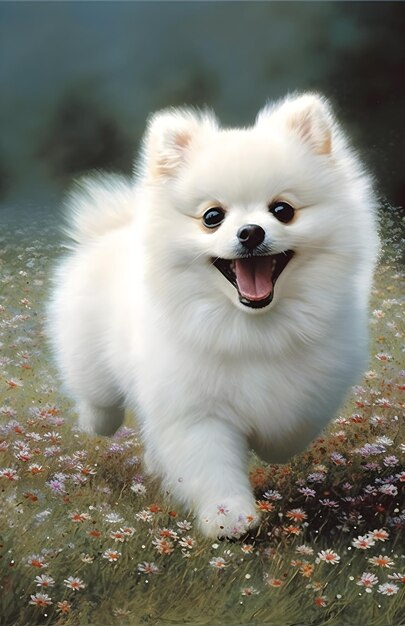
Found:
<box><xmin>48</xmin><ymin>94</ymin><xmax>378</xmax><ymax>537</ymax></box>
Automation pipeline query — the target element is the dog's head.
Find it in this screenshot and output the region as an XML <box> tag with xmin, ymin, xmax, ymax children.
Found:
<box><xmin>138</xmin><ymin>94</ymin><xmax>374</xmax><ymax>314</ymax></box>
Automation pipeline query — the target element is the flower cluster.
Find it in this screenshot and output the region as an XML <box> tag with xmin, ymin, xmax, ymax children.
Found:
<box><xmin>0</xmin><ymin>213</ymin><xmax>403</xmax><ymax>624</ymax></box>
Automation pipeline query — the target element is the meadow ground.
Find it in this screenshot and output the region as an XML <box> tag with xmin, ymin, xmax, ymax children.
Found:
<box><xmin>0</xmin><ymin>207</ymin><xmax>404</xmax><ymax>626</ymax></box>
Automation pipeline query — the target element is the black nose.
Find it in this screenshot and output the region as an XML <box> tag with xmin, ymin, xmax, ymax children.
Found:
<box><xmin>237</xmin><ymin>224</ymin><xmax>266</xmax><ymax>250</ymax></box>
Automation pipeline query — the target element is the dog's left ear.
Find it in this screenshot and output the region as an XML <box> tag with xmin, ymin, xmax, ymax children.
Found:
<box><xmin>140</xmin><ymin>108</ymin><xmax>218</xmax><ymax>179</ymax></box>
<box><xmin>257</xmin><ymin>94</ymin><xmax>334</xmax><ymax>156</ymax></box>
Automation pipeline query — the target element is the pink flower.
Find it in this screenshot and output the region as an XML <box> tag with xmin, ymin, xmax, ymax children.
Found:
<box><xmin>357</xmin><ymin>572</ymin><xmax>378</xmax><ymax>588</ymax></box>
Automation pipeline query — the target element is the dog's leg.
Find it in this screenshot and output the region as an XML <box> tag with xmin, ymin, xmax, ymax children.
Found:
<box><xmin>77</xmin><ymin>401</ymin><xmax>125</xmax><ymax>436</ymax></box>
<box><xmin>145</xmin><ymin>418</ymin><xmax>260</xmax><ymax>538</ymax></box>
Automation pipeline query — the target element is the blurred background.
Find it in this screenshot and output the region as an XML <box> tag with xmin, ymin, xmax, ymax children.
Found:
<box><xmin>0</xmin><ymin>1</ymin><xmax>404</xmax><ymax>218</ymax></box>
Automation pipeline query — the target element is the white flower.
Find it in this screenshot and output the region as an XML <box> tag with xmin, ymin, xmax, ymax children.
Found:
<box><xmin>130</xmin><ymin>482</ymin><xmax>147</xmax><ymax>495</ymax></box>
<box><xmin>316</xmin><ymin>549</ymin><xmax>340</xmax><ymax>565</ymax></box>
<box><xmin>34</xmin><ymin>574</ymin><xmax>55</xmax><ymax>587</ymax></box>
<box><xmin>209</xmin><ymin>557</ymin><xmax>228</xmax><ymax>569</ymax></box>
<box><xmin>377</xmin><ymin>583</ymin><xmax>399</xmax><ymax>596</ymax></box>
<box><xmin>379</xmin><ymin>484</ymin><xmax>398</xmax><ymax>496</ymax></box>
<box><xmin>137</xmin><ymin>561</ymin><xmax>160</xmax><ymax>574</ymax></box>
<box><xmin>295</xmin><ymin>545</ymin><xmax>314</xmax><ymax>556</ymax></box>
<box><xmin>375</xmin><ymin>436</ymin><xmax>393</xmax><ymax>446</ymax></box>
<box><xmin>104</xmin><ymin>512</ymin><xmax>124</xmax><ymax>524</ymax></box>
<box><xmin>176</xmin><ymin>519</ymin><xmax>192</xmax><ymax>532</ymax></box>
<box><xmin>64</xmin><ymin>576</ymin><xmax>86</xmax><ymax>590</ymax></box>
<box><xmin>352</xmin><ymin>535</ymin><xmax>376</xmax><ymax>550</ymax></box>
<box><xmin>29</xmin><ymin>592</ymin><xmax>53</xmax><ymax>606</ymax></box>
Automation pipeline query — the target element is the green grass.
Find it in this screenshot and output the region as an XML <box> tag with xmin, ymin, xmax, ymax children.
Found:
<box><xmin>0</xmin><ymin>212</ymin><xmax>404</xmax><ymax>625</ymax></box>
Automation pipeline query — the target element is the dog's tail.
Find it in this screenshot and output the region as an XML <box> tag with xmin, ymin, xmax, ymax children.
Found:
<box><xmin>63</xmin><ymin>172</ymin><xmax>136</xmax><ymax>245</ymax></box>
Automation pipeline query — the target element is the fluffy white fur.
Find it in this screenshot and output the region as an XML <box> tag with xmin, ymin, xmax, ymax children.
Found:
<box><xmin>48</xmin><ymin>94</ymin><xmax>378</xmax><ymax>537</ymax></box>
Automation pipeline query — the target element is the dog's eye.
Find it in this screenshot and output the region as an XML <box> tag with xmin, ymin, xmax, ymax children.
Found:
<box><xmin>202</xmin><ymin>207</ymin><xmax>226</xmax><ymax>229</ymax></box>
<box><xmin>269</xmin><ymin>201</ymin><xmax>295</xmax><ymax>224</ymax></box>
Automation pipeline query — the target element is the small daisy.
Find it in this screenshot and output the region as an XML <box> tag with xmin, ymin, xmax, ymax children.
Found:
<box><xmin>296</xmin><ymin>545</ymin><xmax>314</xmax><ymax>556</ymax></box>
<box><xmin>256</xmin><ymin>500</ymin><xmax>274</xmax><ymax>512</ymax></box>
<box><xmin>69</xmin><ymin>512</ymin><xmax>91</xmax><ymax>523</ymax></box>
<box><xmin>110</xmin><ymin>530</ymin><xmax>126</xmax><ymax>542</ymax></box>
<box><xmin>34</xmin><ymin>574</ymin><xmax>55</xmax><ymax>588</ymax></box>
<box><xmin>153</xmin><ymin>538</ymin><xmax>174</xmax><ymax>555</ymax></box>
<box><xmin>319</xmin><ymin>499</ymin><xmax>339</xmax><ymax>508</ymax></box>
<box><xmin>379</xmin><ymin>484</ymin><xmax>398</xmax><ymax>496</ymax></box>
<box><xmin>352</xmin><ymin>535</ymin><xmax>376</xmax><ymax>550</ymax></box>
<box><xmin>130</xmin><ymin>482</ymin><xmax>147</xmax><ymax>495</ymax></box>
<box><xmin>377</xmin><ymin>583</ymin><xmax>399</xmax><ymax>596</ymax></box>
<box><xmin>375</xmin><ymin>436</ymin><xmax>394</xmax><ymax>447</ymax></box>
<box><xmin>158</xmin><ymin>528</ymin><xmax>178</xmax><ymax>540</ymax></box>
<box><xmin>283</xmin><ymin>525</ymin><xmax>301</xmax><ymax>535</ymax></box>
<box><xmin>102</xmin><ymin>549</ymin><xmax>121</xmax><ymax>562</ymax></box>
<box><xmin>316</xmin><ymin>549</ymin><xmax>340</xmax><ymax>565</ymax></box>
<box><xmin>29</xmin><ymin>592</ymin><xmax>52</xmax><ymax>607</ymax></box>
<box><xmin>298</xmin><ymin>487</ymin><xmax>316</xmax><ymax>497</ymax></box>
<box><xmin>179</xmin><ymin>535</ymin><xmax>196</xmax><ymax>549</ymax></box>
<box><xmin>368</xmin><ymin>555</ymin><xmax>395</xmax><ymax>568</ymax></box>
<box><xmin>330</xmin><ymin>452</ymin><xmax>347</xmax><ymax>465</ymax></box>
<box><xmin>135</xmin><ymin>509</ymin><xmax>153</xmax><ymax>522</ymax></box>
<box><xmin>0</xmin><ymin>467</ymin><xmax>19</xmax><ymax>481</ymax></box>
<box><xmin>388</xmin><ymin>573</ymin><xmax>405</xmax><ymax>583</ymax></box>
<box><xmin>286</xmin><ymin>508</ymin><xmax>307</xmax><ymax>522</ymax></box>
<box><xmin>357</xmin><ymin>572</ymin><xmax>379</xmax><ymax>588</ymax></box>
<box><xmin>263</xmin><ymin>489</ymin><xmax>282</xmax><ymax>501</ymax></box>
<box><xmin>26</xmin><ymin>555</ymin><xmax>48</xmax><ymax>569</ymax></box>
<box><xmin>104</xmin><ymin>512</ymin><xmax>124</xmax><ymax>524</ymax></box>
<box><xmin>300</xmin><ymin>563</ymin><xmax>315</xmax><ymax>578</ymax></box>
<box><xmin>370</xmin><ymin>528</ymin><xmax>389</xmax><ymax>542</ymax></box>
<box><xmin>137</xmin><ymin>562</ymin><xmax>160</xmax><ymax>574</ymax></box>
<box><xmin>176</xmin><ymin>519</ymin><xmax>192</xmax><ymax>532</ymax></box>
<box><xmin>375</xmin><ymin>352</ymin><xmax>392</xmax><ymax>362</ymax></box>
<box><xmin>64</xmin><ymin>576</ymin><xmax>86</xmax><ymax>590</ymax></box>
<box><xmin>241</xmin><ymin>586</ymin><xmax>259</xmax><ymax>596</ymax></box>
<box><xmin>28</xmin><ymin>463</ymin><xmax>43</xmax><ymax>475</ymax></box>
<box><xmin>209</xmin><ymin>557</ymin><xmax>228</xmax><ymax>569</ymax></box>
<box><xmin>56</xmin><ymin>600</ymin><xmax>71</xmax><ymax>614</ymax></box>
<box><xmin>241</xmin><ymin>544</ymin><xmax>254</xmax><ymax>554</ymax></box>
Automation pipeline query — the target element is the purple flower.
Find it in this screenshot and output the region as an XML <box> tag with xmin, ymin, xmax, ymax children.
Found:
<box><xmin>319</xmin><ymin>499</ymin><xmax>339</xmax><ymax>508</ymax></box>
<box><xmin>307</xmin><ymin>473</ymin><xmax>326</xmax><ymax>483</ymax></box>
<box><xmin>298</xmin><ymin>487</ymin><xmax>316</xmax><ymax>497</ymax></box>
<box><xmin>47</xmin><ymin>479</ymin><xmax>66</xmax><ymax>494</ymax></box>
<box><xmin>354</xmin><ymin>443</ymin><xmax>385</xmax><ymax>457</ymax></box>
<box><xmin>383</xmin><ymin>456</ymin><xmax>399</xmax><ymax>467</ymax></box>
<box><xmin>107</xmin><ymin>443</ymin><xmax>125</xmax><ymax>454</ymax></box>
<box><xmin>330</xmin><ymin>452</ymin><xmax>347</xmax><ymax>465</ymax></box>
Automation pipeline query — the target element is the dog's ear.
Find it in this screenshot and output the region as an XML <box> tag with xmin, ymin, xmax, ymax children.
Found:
<box><xmin>140</xmin><ymin>108</ymin><xmax>218</xmax><ymax>179</ymax></box>
<box><xmin>257</xmin><ymin>94</ymin><xmax>334</xmax><ymax>156</ymax></box>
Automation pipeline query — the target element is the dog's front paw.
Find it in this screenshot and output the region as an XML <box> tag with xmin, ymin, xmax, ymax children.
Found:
<box><xmin>198</xmin><ymin>496</ymin><xmax>261</xmax><ymax>539</ymax></box>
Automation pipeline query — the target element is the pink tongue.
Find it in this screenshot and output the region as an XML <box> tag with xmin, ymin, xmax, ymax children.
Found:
<box><xmin>235</xmin><ymin>257</ymin><xmax>273</xmax><ymax>301</ymax></box>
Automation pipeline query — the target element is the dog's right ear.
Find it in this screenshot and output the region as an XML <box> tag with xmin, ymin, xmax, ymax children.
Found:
<box><xmin>140</xmin><ymin>108</ymin><xmax>218</xmax><ymax>180</ymax></box>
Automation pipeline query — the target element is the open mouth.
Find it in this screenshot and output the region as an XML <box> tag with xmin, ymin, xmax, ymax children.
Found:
<box><xmin>213</xmin><ymin>251</ymin><xmax>294</xmax><ymax>309</ymax></box>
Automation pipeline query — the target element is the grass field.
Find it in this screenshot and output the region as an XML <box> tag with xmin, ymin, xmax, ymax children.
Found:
<box><xmin>0</xmin><ymin>208</ymin><xmax>404</xmax><ymax>625</ymax></box>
